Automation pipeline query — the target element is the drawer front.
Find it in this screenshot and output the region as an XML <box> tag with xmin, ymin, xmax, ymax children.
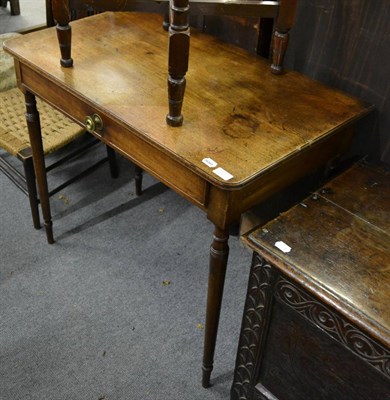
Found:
<box><xmin>21</xmin><ymin>65</ymin><xmax>209</xmax><ymax>208</ymax></box>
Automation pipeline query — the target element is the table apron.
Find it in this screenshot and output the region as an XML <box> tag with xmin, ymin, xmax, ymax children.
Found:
<box><xmin>206</xmin><ymin>126</ymin><xmax>355</xmax><ymax>227</ymax></box>
<box><xmin>20</xmin><ymin>64</ymin><xmax>212</xmax><ymax>209</ymax></box>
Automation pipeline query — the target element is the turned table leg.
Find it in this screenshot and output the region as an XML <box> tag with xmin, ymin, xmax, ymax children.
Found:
<box><xmin>24</xmin><ymin>91</ymin><xmax>54</xmax><ymax>244</ymax></box>
<box><xmin>166</xmin><ymin>0</ymin><xmax>189</xmax><ymax>127</ymax></box>
<box><xmin>202</xmin><ymin>225</ymin><xmax>230</xmax><ymax>388</ymax></box>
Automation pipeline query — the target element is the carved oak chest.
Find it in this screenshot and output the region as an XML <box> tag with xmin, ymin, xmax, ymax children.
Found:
<box><xmin>232</xmin><ymin>162</ymin><xmax>390</xmax><ymax>400</ymax></box>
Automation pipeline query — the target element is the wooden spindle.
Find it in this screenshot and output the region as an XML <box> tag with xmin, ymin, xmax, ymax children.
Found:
<box><xmin>52</xmin><ymin>0</ymin><xmax>73</xmax><ymax>67</ymax></box>
<box><xmin>271</xmin><ymin>0</ymin><xmax>298</xmax><ymax>74</ymax></box>
<box><xmin>166</xmin><ymin>0</ymin><xmax>190</xmax><ymax>127</ymax></box>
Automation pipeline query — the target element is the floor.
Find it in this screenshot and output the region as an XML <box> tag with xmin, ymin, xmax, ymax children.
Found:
<box><xmin>0</xmin><ymin>0</ymin><xmax>46</xmax><ymax>34</ymax></box>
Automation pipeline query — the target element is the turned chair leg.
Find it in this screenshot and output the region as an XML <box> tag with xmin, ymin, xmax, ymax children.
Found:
<box><xmin>166</xmin><ymin>0</ymin><xmax>189</xmax><ymax>127</ymax></box>
<box><xmin>10</xmin><ymin>0</ymin><xmax>20</xmax><ymax>15</ymax></box>
<box><xmin>270</xmin><ymin>0</ymin><xmax>298</xmax><ymax>74</ymax></box>
<box><xmin>271</xmin><ymin>29</ymin><xmax>290</xmax><ymax>74</ymax></box>
<box><xmin>24</xmin><ymin>91</ymin><xmax>54</xmax><ymax>244</ymax></box>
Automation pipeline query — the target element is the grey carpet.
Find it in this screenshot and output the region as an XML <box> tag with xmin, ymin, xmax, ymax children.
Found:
<box><xmin>0</xmin><ymin>143</ymin><xmax>251</xmax><ymax>400</ymax></box>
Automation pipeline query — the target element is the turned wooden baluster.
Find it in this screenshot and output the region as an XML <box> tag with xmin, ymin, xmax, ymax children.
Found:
<box><xmin>271</xmin><ymin>0</ymin><xmax>298</xmax><ymax>74</ymax></box>
<box><xmin>166</xmin><ymin>0</ymin><xmax>190</xmax><ymax>127</ymax></box>
<box><xmin>52</xmin><ymin>0</ymin><xmax>73</xmax><ymax>67</ymax></box>
<box><xmin>202</xmin><ymin>226</ymin><xmax>230</xmax><ymax>388</ymax></box>
<box><xmin>24</xmin><ymin>91</ymin><xmax>54</xmax><ymax>244</ymax></box>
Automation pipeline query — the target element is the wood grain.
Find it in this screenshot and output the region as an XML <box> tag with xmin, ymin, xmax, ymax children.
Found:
<box><xmin>245</xmin><ymin>163</ymin><xmax>390</xmax><ymax>347</ymax></box>
<box><xmin>4</xmin><ymin>12</ymin><xmax>371</xmax><ymax>188</ymax></box>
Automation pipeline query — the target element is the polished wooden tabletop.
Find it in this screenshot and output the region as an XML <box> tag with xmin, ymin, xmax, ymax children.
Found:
<box><xmin>5</xmin><ymin>12</ymin><xmax>370</xmax><ymax>188</ymax></box>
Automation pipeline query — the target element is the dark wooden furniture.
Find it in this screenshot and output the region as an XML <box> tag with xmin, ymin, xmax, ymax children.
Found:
<box><xmin>0</xmin><ymin>0</ymin><xmax>20</xmax><ymax>15</ymax></box>
<box><xmin>51</xmin><ymin>0</ymin><xmax>298</xmax><ymax>126</ymax></box>
<box><xmin>232</xmin><ymin>162</ymin><xmax>390</xmax><ymax>399</ymax></box>
<box><xmin>4</xmin><ymin>12</ymin><xmax>371</xmax><ymax>387</ymax></box>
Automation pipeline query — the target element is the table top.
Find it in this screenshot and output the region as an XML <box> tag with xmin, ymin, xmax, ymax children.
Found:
<box><xmin>243</xmin><ymin>162</ymin><xmax>390</xmax><ymax>346</ymax></box>
<box><xmin>4</xmin><ymin>12</ymin><xmax>371</xmax><ymax>189</ymax></box>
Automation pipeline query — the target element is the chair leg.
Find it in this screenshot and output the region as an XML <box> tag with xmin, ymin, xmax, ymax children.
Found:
<box><xmin>270</xmin><ymin>0</ymin><xmax>298</xmax><ymax>74</ymax></box>
<box><xmin>105</xmin><ymin>144</ymin><xmax>142</xmax><ymax>195</ymax></box>
<box><xmin>134</xmin><ymin>165</ymin><xmax>143</xmax><ymax>196</ymax></box>
<box><xmin>20</xmin><ymin>149</ymin><xmax>41</xmax><ymax>229</ymax></box>
<box><xmin>106</xmin><ymin>145</ymin><xmax>119</xmax><ymax>178</ymax></box>
<box><xmin>10</xmin><ymin>0</ymin><xmax>20</xmax><ymax>15</ymax></box>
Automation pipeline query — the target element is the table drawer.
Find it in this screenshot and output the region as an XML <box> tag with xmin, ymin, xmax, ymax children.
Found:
<box><xmin>21</xmin><ymin>65</ymin><xmax>209</xmax><ymax>208</ymax></box>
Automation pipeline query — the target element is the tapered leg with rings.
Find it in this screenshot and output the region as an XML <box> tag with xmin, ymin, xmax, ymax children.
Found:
<box><xmin>202</xmin><ymin>226</ymin><xmax>230</xmax><ymax>388</ymax></box>
<box><xmin>24</xmin><ymin>91</ymin><xmax>54</xmax><ymax>244</ymax></box>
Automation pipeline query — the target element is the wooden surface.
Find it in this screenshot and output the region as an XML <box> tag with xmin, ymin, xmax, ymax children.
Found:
<box><xmin>234</xmin><ymin>162</ymin><xmax>390</xmax><ymax>399</ymax></box>
<box><xmin>244</xmin><ymin>162</ymin><xmax>390</xmax><ymax>346</ymax></box>
<box><xmin>5</xmin><ymin>12</ymin><xmax>370</xmax><ymax>187</ymax></box>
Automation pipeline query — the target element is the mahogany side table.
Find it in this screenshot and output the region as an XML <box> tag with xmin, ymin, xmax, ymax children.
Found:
<box><xmin>4</xmin><ymin>12</ymin><xmax>372</xmax><ymax>387</ymax></box>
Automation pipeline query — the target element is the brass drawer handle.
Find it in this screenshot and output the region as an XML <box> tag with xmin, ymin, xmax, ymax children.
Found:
<box><xmin>85</xmin><ymin>113</ymin><xmax>103</xmax><ymax>133</ymax></box>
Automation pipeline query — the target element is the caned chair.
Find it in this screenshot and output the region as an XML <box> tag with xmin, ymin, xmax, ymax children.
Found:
<box><xmin>0</xmin><ymin>32</ymin><xmax>118</xmax><ymax>233</ymax></box>
<box><xmin>0</xmin><ymin>0</ymin><xmax>20</xmax><ymax>15</ymax></box>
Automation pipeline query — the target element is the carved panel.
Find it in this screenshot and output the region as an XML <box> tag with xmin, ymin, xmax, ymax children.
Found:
<box><xmin>275</xmin><ymin>277</ymin><xmax>390</xmax><ymax>378</ymax></box>
<box><xmin>231</xmin><ymin>254</ymin><xmax>277</xmax><ymax>400</ymax></box>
